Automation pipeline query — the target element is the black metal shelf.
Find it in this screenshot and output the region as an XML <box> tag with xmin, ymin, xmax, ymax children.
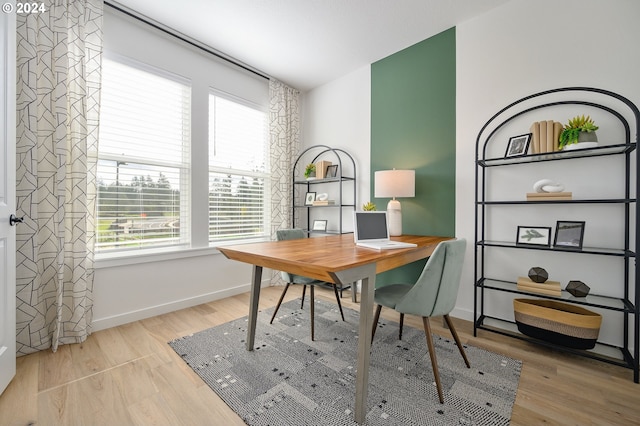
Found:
<box><xmin>294</xmin><ymin>176</ymin><xmax>355</xmax><ymax>184</ymax></box>
<box><xmin>479</xmin><ymin>143</ymin><xmax>636</xmax><ymax>167</ymax></box>
<box><xmin>478</xmin><ymin>198</ymin><xmax>635</xmax><ymax>205</ymax></box>
<box><xmin>475</xmin><ymin>316</ymin><xmax>633</xmax><ymax>370</ymax></box>
<box><xmin>474</xmin><ymin>87</ymin><xmax>640</xmax><ymax>383</ymax></box>
<box><xmin>294</xmin><ymin>204</ymin><xmax>356</xmax><ymax>209</ymax></box>
<box><xmin>292</xmin><ymin>146</ymin><xmax>357</xmax><ymax>298</ymax></box>
<box><xmin>292</xmin><ymin>145</ymin><xmax>357</xmax><ymax>237</ymax></box>
<box><xmin>477</xmin><ymin>240</ymin><xmax>635</xmax><ymax>257</ymax></box>
<box><xmin>477</xmin><ymin>278</ymin><xmax>634</xmax><ymax>312</ymax></box>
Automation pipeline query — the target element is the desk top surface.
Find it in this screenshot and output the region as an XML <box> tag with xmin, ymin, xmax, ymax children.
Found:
<box><xmin>217</xmin><ymin>234</ymin><xmax>452</xmax><ymax>282</ymax></box>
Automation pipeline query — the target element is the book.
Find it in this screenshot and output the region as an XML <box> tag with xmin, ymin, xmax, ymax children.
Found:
<box><xmin>546</xmin><ymin>120</ymin><xmax>554</xmax><ymax>153</ymax></box>
<box><xmin>530</xmin><ymin>122</ymin><xmax>540</xmax><ymax>154</ymax></box>
<box><xmin>538</xmin><ymin>120</ymin><xmax>547</xmax><ymax>153</ymax></box>
<box><xmin>315</xmin><ymin>160</ymin><xmax>332</xmax><ymax>179</ymax></box>
<box><xmin>517</xmin><ymin>283</ymin><xmax>562</xmax><ymax>297</ymax></box>
<box><xmin>517</xmin><ymin>276</ymin><xmax>561</xmax><ymax>288</ymax></box>
<box><xmin>553</xmin><ymin>121</ymin><xmax>563</xmax><ymax>152</ymax></box>
<box><xmin>526</xmin><ymin>191</ymin><xmax>572</xmax><ymax>201</ymax></box>
<box><xmin>312</xmin><ymin>200</ymin><xmax>335</xmax><ymax>206</ymax></box>
<box><xmin>516</xmin><ymin>276</ymin><xmax>562</xmax><ymax>296</ymax></box>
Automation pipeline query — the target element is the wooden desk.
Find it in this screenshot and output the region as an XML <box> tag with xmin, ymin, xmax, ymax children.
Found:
<box><xmin>218</xmin><ymin>233</ymin><xmax>451</xmax><ymax>424</ymax></box>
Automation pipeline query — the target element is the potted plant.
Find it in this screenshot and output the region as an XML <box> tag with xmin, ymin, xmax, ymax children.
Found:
<box><xmin>304</xmin><ymin>163</ymin><xmax>316</xmax><ymax>179</ymax></box>
<box><xmin>558</xmin><ymin>114</ymin><xmax>599</xmax><ymax>151</ymax></box>
<box><xmin>362</xmin><ymin>201</ymin><xmax>376</xmax><ymax>211</ymax></box>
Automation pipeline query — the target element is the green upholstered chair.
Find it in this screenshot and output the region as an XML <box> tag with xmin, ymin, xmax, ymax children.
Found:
<box><xmin>270</xmin><ymin>229</ymin><xmax>345</xmax><ymax>340</ymax></box>
<box><xmin>371</xmin><ymin>238</ymin><xmax>470</xmax><ymax>403</ymax></box>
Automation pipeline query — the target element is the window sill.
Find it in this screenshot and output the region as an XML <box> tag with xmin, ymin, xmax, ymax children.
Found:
<box><xmin>94</xmin><ymin>237</ymin><xmax>270</xmax><ymax>269</ymax></box>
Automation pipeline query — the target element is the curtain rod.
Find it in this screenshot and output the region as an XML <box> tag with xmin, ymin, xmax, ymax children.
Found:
<box><xmin>103</xmin><ymin>1</ymin><xmax>270</xmax><ymax>81</ymax></box>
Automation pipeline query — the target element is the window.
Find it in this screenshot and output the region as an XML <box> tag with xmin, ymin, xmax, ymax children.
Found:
<box><xmin>96</xmin><ymin>57</ymin><xmax>191</xmax><ymax>252</ymax></box>
<box><xmin>208</xmin><ymin>93</ymin><xmax>269</xmax><ymax>241</ymax></box>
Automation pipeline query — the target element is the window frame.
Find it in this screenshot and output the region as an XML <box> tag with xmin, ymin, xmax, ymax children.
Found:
<box><xmin>94</xmin><ymin>53</ymin><xmax>272</xmax><ymax>265</ymax></box>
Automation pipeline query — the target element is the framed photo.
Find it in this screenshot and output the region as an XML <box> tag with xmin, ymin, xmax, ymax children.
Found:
<box><xmin>516</xmin><ymin>226</ymin><xmax>552</xmax><ymax>247</ymax></box>
<box><xmin>326</xmin><ymin>164</ymin><xmax>338</xmax><ymax>178</ymax></box>
<box><xmin>505</xmin><ymin>133</ymin><xmax>532</xmax><ymax>158</ymax></box>
<box><xmin>554</xmin><ymin>221</ymin><xmax>585</xmax><ymax>249</ymax></box>
<box><xmin>304</xmin><ymin>192</ymin><xmax>316</xmax><ymax>206</ymax></box>
<box><xmin>312</xmin><ymin>219</ymin><xmax>327</xmax><ymax>232</ymax></box>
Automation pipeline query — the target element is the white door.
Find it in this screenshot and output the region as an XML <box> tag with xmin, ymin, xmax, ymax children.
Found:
<box><xmin>0</xmin><ymin>1</ymin><xmax>17</xmax><ymax>395</ymax></box>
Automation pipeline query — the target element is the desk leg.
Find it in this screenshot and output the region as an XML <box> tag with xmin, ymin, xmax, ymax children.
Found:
<box><xmin>355</xmin><ymin>272</ymin><xmax>374</xmax><ymax>423</ymax></box>
<box><xmin>330</xmin><ymin>264</ymin><xmax>376</xmax><ymax>424</ymax></box>
<box><xmin>246</xmin><ymin>265</ymin><xmax>263</xmax><ymax>351</ymax></box>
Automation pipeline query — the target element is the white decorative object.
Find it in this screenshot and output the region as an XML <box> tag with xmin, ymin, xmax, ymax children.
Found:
<box><xmin>316</xmin><ymin>193</ymin><xmax>328</xmax><ymax>201</ymax></box>
<box><xmin>374</xmin><ymin>169</ymin><xmax>415</xmax><ymax>236</ymax></box>
<box><xmin>533</xmin><ymin>179</ymin><xmax>564</xmax><ymax>193</ymax></box>
<box><xmin>542</xmin><ymin>183</ymin><xmax>564</xmax><ymax>192</ymax></box>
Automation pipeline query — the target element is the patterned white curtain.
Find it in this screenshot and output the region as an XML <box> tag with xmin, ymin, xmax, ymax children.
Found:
<box><xmin>15</xmin><ymin>0</ymin><xmax>102</xmax><ymax>354</ymax></box>
<box><xmin>269</xmin><ymin>79</ymin><xmax>300</xmax><ymax>284</ymax></box>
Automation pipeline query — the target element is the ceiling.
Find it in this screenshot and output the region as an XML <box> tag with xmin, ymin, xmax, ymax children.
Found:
<box><xmin>112</xmin><ymin>0</ymin><xmax>510</xmax><ymax>92</ymax></box>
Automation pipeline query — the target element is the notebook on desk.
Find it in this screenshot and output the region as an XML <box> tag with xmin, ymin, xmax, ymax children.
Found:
<box><xmin>353</xmin><ymin>211</ymin><xmax>418</xmax><ymax>250</ymax></box>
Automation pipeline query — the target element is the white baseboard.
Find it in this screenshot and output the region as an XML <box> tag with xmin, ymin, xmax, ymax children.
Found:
<box><xmin>91</xmin><ymin>280</ymin><xmax>270</xmax><ymax>332</ymax></box>
<box><xmin>450</xmin><ymin>306</ymin><xmax>474</xmax><ymax>323</ymax></box>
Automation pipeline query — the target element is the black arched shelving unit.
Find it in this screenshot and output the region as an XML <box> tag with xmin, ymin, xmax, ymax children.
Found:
<box><xmin>474</xmin><ymin>87</ymin><xmax>640</xmax><ymax>383</ymax></box>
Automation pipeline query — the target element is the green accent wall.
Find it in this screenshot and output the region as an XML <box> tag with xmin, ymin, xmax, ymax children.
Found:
<box><xmin>371</xmin><ymin>27</ymin><xmax>456</xmax><ymax>286</ymax></box>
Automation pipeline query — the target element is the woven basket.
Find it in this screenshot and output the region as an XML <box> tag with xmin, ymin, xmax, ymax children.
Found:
<box><xmin>513</xmin><ymin>299</ymin><xmax>602</xmax><ymax>349</ymax></box>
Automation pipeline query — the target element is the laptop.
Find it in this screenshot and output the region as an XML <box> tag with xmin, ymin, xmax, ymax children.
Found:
<box><xmin>353</xmin><ymin>211</ymin><xmax>418</xmax><ymax>250</ymax></box>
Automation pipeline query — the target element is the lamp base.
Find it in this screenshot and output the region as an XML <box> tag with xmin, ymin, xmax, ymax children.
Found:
<box><xmin>387</xmin><ymin>199</ymin><xmax>402</xmax><ymax>236</ymax></box>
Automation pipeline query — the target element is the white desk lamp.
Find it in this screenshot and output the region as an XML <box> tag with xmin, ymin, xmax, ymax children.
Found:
<box><xmin>374</xmin><ymin>169</ymin><xmax>415</xmax><ymax>236</ymax></box>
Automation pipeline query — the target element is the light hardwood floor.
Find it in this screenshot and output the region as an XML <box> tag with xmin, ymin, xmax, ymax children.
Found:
<box><xmin>1</xmin><ymin>285</ymin><xmax>639</xmax><ymax>425</ymax></box>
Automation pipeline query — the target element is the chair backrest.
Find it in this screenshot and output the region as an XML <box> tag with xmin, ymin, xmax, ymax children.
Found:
<box><xmin>276</xmin><ymin>229</ymin><xmax>306</xmax><ymax>241</ymax></box>
<box><xmin>276</xmin><ymin>229</ymin><xmax>306</xmax><ymax>282</ymax></box>
<box><xmin>394</xmin><ymin>238</ymin><xmax>467</xmax><ymax>317</ymax></box>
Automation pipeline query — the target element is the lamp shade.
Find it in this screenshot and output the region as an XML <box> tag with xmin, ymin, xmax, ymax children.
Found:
<box><xmin>374</xmin><ymin>169</ymin><xmax>415</xmax><ymax>198</ymax></box>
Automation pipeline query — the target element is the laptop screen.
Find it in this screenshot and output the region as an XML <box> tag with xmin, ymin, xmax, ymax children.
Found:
<box><xmin>353</xmin><ymin>211</ymin><xmax>389</xmax><ymax>243</ymax></box>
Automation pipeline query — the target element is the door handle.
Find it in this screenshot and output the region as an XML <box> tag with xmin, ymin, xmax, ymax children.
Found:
<box><xmin>9</xmin><ymin>214</ymin><xmax>24</xmax><ymax>226</ymax></box>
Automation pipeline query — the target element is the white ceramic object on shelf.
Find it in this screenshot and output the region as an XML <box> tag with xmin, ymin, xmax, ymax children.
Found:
<box><xmin>316</xmin><ymin>193</ymin><xmax>328</xmax><ymax>201</ymax></box>
<box><xmin>533</xmin><ymin>179</ymin><xmax>564</xmax><ymax>193</ymax></box>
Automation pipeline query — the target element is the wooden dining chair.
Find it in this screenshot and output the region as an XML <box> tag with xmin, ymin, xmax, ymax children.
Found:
<box><xmin>270</xmin><ymin>229</ymin><xmax>345</xmax><ymax>340</ymax></box>
<box><xmin>371</xmin><ymin>238</ymin><xmax>470</xmax><ymax>403</ymax></box>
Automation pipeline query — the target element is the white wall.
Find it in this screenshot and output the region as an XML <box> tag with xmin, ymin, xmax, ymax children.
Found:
<box><xmin>455</xmin><ymin>0</ymin><xmax>640</xmax><ymax>346</ymax></box>
<box><xmin>302</xmin><ymin>65</ymin><xmax>372</xmax><ymax>219</ymax></box>
<box><xmin>92</xmin><ymin>8</ymin><xmax>271</xmax><ymax>331</ymax></box>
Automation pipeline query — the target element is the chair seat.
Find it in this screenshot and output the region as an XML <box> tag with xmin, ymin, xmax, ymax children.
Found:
<box><xmin>290</xmin><ymin>275</ymin><xmax>323</xmax><ymax>285</ymax></box>
<box><xmin>373</xmin><ymin>283</ymin><xmax>413</xmax><ymax>309</ymax></box>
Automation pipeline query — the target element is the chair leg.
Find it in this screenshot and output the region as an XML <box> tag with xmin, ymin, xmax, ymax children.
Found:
<box><xmin>371</xmin><ymin>305</ymin><xmax>382</xmax><ymax>341</ymax></box>
<box><xmin>300</xmin><ymin>285</ymin><xmax>307</xmax><ymax>309</ymax></box>
<box><xmin>399</xmin><ymin>313</ymin><xmax>405</xmax><ymax>340</ymax></box>
<box><xmin>422</xmin><ymin>316</ymin><xmax>444</xmax><ymax>404</ymax></box>
<box><xmin>444</xmin><ymin>314</ymin><xmax>471</xmax><ymax>368</ymax></box>
<box><xmin>332</xmin><ymin>284</ymin><xmax>345</xmax><ymax>321</ymax></box>
<box><xmin>270</xmin><ymin>283</ymin><xmax>291</xmax><ymax>324</ymax></box>
<box><xmin>310</xmin><ymin>285</ymin><xmax>315</xmax><ymax>341</ymax></box>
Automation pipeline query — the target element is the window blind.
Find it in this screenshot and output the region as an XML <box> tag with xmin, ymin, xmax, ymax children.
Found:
<box><xmin>208</xmin><ymin>93</ymin><xmax>269</xmax><ymax>240</ymax></box>
<box><xmin>96</xmin><ymin>57</ymin><xmax>191</xmax><ymax>252</ymax></box>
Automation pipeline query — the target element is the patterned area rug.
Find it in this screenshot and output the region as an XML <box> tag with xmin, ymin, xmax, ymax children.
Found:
<box><xmin>169</xmin><ymin>298</ymin><xmax>521</xmax><ymax>425</ymax></box>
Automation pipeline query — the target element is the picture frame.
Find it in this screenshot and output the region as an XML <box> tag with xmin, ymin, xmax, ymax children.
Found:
<box><xmin>325</xmin><ymin>164</ymin><xmax>338</xmax><ymax>178</ymax></box>
<box><xmin>304</xmin><ymin>192</ymin><xmax>316</xmax><ymax>206</ymax></box>
<box><xmin>312</xmin><ymin>219</ymin><xmax>327</xmax><ymax>232</ymax></box>
<box><xmin>554</xmin><ymin>220</ymin><xmax>585</xmax><ymax>249</ymax></box>
<box><xmin>516</xmin><ymin>226</ymin><xmax>552</xmax><ymax>247</ymax></box>
<box><xmin>505</xmin><ymin>133</ymin><xmax>532</xmax><ymax>158</ymax></box>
